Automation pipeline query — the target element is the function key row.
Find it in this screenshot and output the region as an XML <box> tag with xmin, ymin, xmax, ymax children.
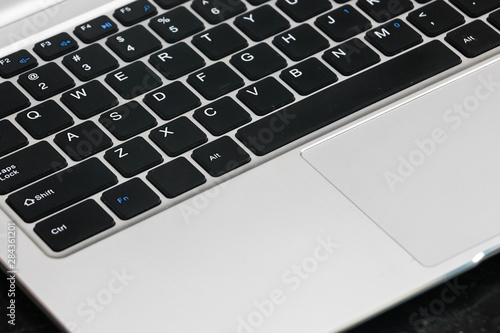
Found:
<box><xmin>2</xmin><ymin>0</ymin><xmax>499</xmax><ymax>82</ymax></box>
<box><xmin>2</xmin><ymin>1</ymin><xmax>500</xmax><ymax>117</ymax></box>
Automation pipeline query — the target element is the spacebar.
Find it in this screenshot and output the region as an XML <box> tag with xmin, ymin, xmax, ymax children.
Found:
<box><xmin>236</xmin><ymin>41</ymin><xmax>462</xmax><ymax>156</ymax></box>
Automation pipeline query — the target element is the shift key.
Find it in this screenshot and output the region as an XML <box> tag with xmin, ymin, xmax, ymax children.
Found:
<box><xmin>7</xmin><ymin>158</ymin><xmax>117</xmax><ymax>223</ymax></box>
<box><xmin>0</xmin><ymin>142</ymin><xmax>67</xmax><ymax>195</ymax></box>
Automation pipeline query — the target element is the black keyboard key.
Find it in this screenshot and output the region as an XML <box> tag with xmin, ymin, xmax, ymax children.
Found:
<box><xmin>192</xmin><ymin>0</ymin><xmax>246</xmax><ymax>24</ymax></box>
<box><xmin>143</xmin><ymin>82</ymin><xmax>201</xmax><ymax>120</ymax></box>
<box><xmin>102</xmin><ymin>178</ymin><xmax>161</xmax><ymax>220</ymax></box>
<box><xmin>408</xmin><ymin>1</ymin><xmax>465</xmax><ymax>37</ymax></box>
<box><xmin>61</xmin><ymin>81</ymin><xmax>118</xmax><ymax>119</ymax></box>
<box><xmin>231</xmin><ymin>43</ymin><xmax>287</xmax><ymax>80</ymax></box>
<box><xmin>114</xmin><ymin>0</ymin><xmax>157</xmax><ymax>26</ymax></box>
<box><xmin>105</xmin><ymin>137</ymin><xmax>163</xmax><ymax>177</ymax></box>
<box><xmin>194</xmin><ymin>97</ymin><xmax>251</xmax><ymax>136</ymax></box>
<box><xmin>62</xmin><ymin>44</ymin><xmax>119</xmax><ymax>81</ymax></box>
<box><xmin>106</xmin><ymin>61</ymin><xmax>162</xmax><ymax>99</ymax></box>
<box><xmin>277</xmin><ymin>0</ymin><xmax>332</xmax><ymax>22</ymax></box>
<box><xmin>149</xmin><ymin>7</ymin><xmax>204</xmax><ymax>43</ymax></box>
<box><xmin>147</xmin><ymin>157</ymin><xmax>206</xmax><ymax>198</ymax></box>
<box><xmin>18</xmin><ymin>63</ymin><xmax>75</xmax><ymax>101</ymax></box>
<box><xmin>16</xmin><ymin>101</ymin><xmax>74</xmax><ymax>139</ymax></box>
<box><xmin>366</xmin><ymin>19</ymin><xmax>423</xmax><ymax>56</ymax></box>
<box><xmin>0</xmin><ymin>142</ymin><xmax>67</xmax><ymax>195</ymax></box>
<box><xmin>357</xmin><ymin>0</ymin><xmax>413</xmax><ymax>23</ymax></box>
<box><xmin>34</xmin><ymin>200</ymin><xmax>114</xmax><ymax>252</ymax></box>
<box><xmin>237</xmin><ymin>77</ymin><xmax>294</xmax><ymax>116</ymax></box>
<box><xmin>280</xmin><ymin>58</ymin><xmax>338</xmax><ymax>95</ymax></box>
<box><xmin>489</xmin><ymin>10</ymin><xmax>500</xmax><ymax>30</ymax></box>
<box><xmin>446</xmin><ymin>20</ymin><xmax>500</xmax><ymax>57</ymax></box>
<box><xmin>99</xmin><ymin>101</ymin><xmax>157</xmax><ymax>140</ymax></box>
<box><xmin>0</xmin><ymin>50</ymin><xmax>37</xmax><ymax>78</ymax></box>
<box><xmin>449</xmin><ymin>0</ymin><xmax>500</xmax><ymax>18</ymax></box>
<box><xmin>54</xmin><ymin>121</ymin><xmax>113</xmax><ymax>161</ymax></box>
<box><xmin>323</xmin><ymin>38</ymin><xmax>380</xmax><ymax>75</ymax></box>
<box><xmin>0</xmin><ymin>120</ymin><xmax>28</xmax><ymax>157</ymax></box>
<box><xmin>315</xmin><ymin>5</ymin><xmax>372</xmax><ymax>42</ymax></box>
<box><xmin>192</xmin><ymin>24</ymin><xmax>248</xmax><ymax>60</ymax></box>
<box><xmin>150</xmin><ymin>116</ymin><xmax>207</xmax><ymax>156</ymax></box>
<box><xmin>153</xmin><ymin>0</ymin><xmax>188</xmax><ymax>9</ymax></box>
<box><xmin>247</xmin><ymin>0</ymin><xmax>269</xmax><ymax>5</ymax></box>
<box><xmin>7</xmin><ymin>158</ymin><xmax>117</xmax><ymax>223</ymax></box>
<box><xmin>74</xmin><ymin>16</ymin><xmax>118</xmax><ymax>43</ymax></box>
<box><xmin>273</xmin><ymin>24</ymin><xmax>329</xmax><ymax>61</ymax></box>
<box><xmin>187</xmin><ymin>62</ymin><xmax>244</xmax><ymax>100</ymax></box>
<box><xmin>33</xmin><ymin>32</ymin><xmax>78</xmax><ymax>61</ymax></box>
<box><xmin>237</xmin><ymin>41</ymin><xmax>461</xmax><ymax>156</ymax></box>
<box><xmin>234</xmin><ymin>5</ymin><xmax>290</xmax><ymax>42</ymax></box>
<box><xmin>149</xmin><ymin>42</ymin><xmax>205</xmax><ymax>80</ymax></box>
<box><xmin>192</xmin><ymin>136</ymin><xmax>250</xmax><ymax>177</ymax></box>
<box><xmin>106</xmin><ymin>25</ymin><xmax>162</xmax><ymax>62</ymax></box>
<box><xmin>0</xmin><ymin>82</ymin><xmax>30</xmax><ymax>118</ymax></box>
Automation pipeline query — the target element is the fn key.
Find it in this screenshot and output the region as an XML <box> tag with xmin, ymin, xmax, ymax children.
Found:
<box><xmin>34</xmin><ymin>200</ymin><xmax>114</xmax><ymax>252</ymax></box>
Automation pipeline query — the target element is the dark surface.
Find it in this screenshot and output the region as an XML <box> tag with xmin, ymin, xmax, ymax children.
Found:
<box><xmin>2</xmin><ymin>251</ymin><xmax>500</xmax><ymax>332</ymax></box>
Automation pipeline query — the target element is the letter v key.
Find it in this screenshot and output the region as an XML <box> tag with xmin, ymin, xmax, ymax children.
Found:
<box><xmin>246</xmin><ymin>87</ymin><xmax>258</xmax><ymax>96</ymax></box>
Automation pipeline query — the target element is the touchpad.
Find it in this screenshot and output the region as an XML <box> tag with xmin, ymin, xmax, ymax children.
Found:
<box><xmin>302</xmin><ymin>60</ymin><xmax>500</xmax><ymax>266</ymax></box>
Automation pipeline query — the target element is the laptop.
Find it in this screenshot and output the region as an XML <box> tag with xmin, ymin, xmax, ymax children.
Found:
<box><xmin>1</xmin><ymin>0</ymin><xmax>499</xmax><ymax>331</ymax></box>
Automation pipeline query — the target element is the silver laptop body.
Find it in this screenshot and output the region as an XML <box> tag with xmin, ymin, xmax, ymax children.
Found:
<box><xmin>1</xmin><ymin>0</ymin><xmax>499</xmax><ymax>332</ymax></box>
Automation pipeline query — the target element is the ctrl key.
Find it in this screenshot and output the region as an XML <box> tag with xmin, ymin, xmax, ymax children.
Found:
<box><xmin>34</xmin><ymin>200</ymin><xmax>115</xmax><ymax>252</ymax></box>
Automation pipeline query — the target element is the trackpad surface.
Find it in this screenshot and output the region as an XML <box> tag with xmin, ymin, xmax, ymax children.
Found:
<box><xmin>302</xmin><ymin>60</ymin><xmax>500</xmax><ymax>266</ymax></box>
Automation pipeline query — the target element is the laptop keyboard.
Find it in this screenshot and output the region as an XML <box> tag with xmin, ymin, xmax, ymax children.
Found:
<box><xmin>1</xmin><ymin>0</ymin><xmax>500</xmax><ymax>255</ymax></box>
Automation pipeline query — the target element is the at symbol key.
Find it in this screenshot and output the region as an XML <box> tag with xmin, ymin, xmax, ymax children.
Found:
<box><xmin>18</xmin><ymin>63</ymin><xmax>75</xmax><ymax>101</ymax></box>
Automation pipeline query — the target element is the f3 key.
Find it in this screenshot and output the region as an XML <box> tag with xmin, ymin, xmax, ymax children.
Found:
<box><xmin>33</xmin><ymin>32</ymin><xmax>78</xmax><ymax>61</ymax></box>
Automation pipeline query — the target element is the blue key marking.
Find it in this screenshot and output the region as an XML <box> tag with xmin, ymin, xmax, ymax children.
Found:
<box><xmin>144</xmin><ymin>5</ymin><xmax>150</xmax><ymax>12</ymax></box>
<box><xmin>394</xmin><ymin>22</ymin><xmax>401</xmax><ymax>28</ymax></box>
<box><xmin>344</xmin><ymin>9</ymin><xmax>350</xmax><ymax>14</ymax></box>
<box><xmin>19</xmin><ymin>58</ymin><xmax>30</xmax><ymax>63</ymax></box>
<box><xmin>60</xmin><ymin>40</ymin><xmax>71</xmax><ymax>46</ymax></box>
<box><xmin>101</xmin><ymin>22</ymin><xmax>113</xmax><ymax>29</ymax></box>
<box><xmin>117</xmin><ymin>196</ymin><xmax>130</xmax><ymax>204</ymax></box>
